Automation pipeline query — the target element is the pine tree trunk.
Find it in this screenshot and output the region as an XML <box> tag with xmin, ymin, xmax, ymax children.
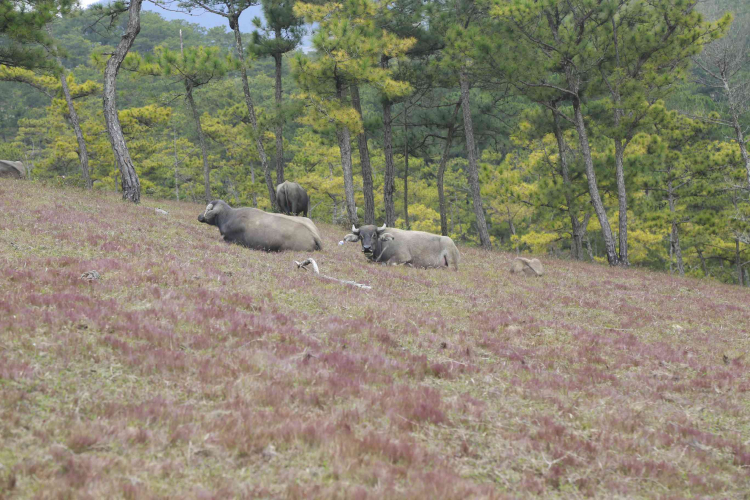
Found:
<box><xmin>737</xmin><ymin>239</ymin><xmax>744</xmax><ymax>286</ymax></box>
<box><xmin>60</xmin><ymin>71</ymin><xmax>92</xmax><ymax>189</ymax></box>
<box><xmin>185</xmin><ymin>84</ymin><xmax>211</xmax><ymax>202</ymax></box>
<box><xmin>731</xmin><ymin>113</ymin><xmax>750</xmax><ymax>191</ymax></box>
<box><xmin>698</xmin><ymin>250</ymin><xmax>708</xmax><ymax>277</ymax></box>
<box><xmin>458</xmin><ymin>69</ymin><xmax>491</xmax><ymax>249</ymax></box>
<box><xmin>585</xmin><ymin>230</ymin><xmax>595</xmax><ymax>261</ymax></box>
<box><xmin>438</xmin><ymin>102</ymin><xmax>461</xmax><ymax>236</ymax></box>
<box><xmin>507</xmin><ymin>202</ymin><xmax>518</xmax><ymax>254</ymax></box>
<box><xmin>552</xmin><ymin>108</ymin><xmax>583</xmax><ymax>260</ymax></box>
<box><xmin>381</xmin><ymin>56</ymin><xmax>396</xmax><ymax>227</ymax></box>
<box><xmin>173</xmin><ymin>126</ymin><xmax>179</xmax><ymax>200</ymax></box>
<box><xmin>102</xmin><ymin>0</ymin><xmax>143</xmax><ymax>203</ymax></box>
<box><xmin>250</xmin><ymin>162</ymin><xmax>257</xmax><ymax>208</ymax></box>
<box><xmin>350</xmin><ymin>83</ymin><xmax>375</xmax><ymax>224</ymax></box>
<box><xmin>335</xmin><ymin>75</ymin><xmax>358</xmax><ymax>226</ymax></box>
<box><xmin>667</xmin><ymin>182</ymin><xmax>684</xmax><ymax>276</ymax></box>
<box><xmin>49</xmin><ymin>25</ymin><xmax>92</xmax><ymax>191</ymax></box>
<box><xmin>274</xmin><ymin>51</ymin><xmax>284</xmax><ymax>186</ymax></box>
<box><xmin>229</xmin><ymin>16</ymin><xmax>275</xmax><ymax>209</ymax></box>
<box><xmin>572</xmin><ymin>97</ymin><xmax>618</xmax><ymax>265</ymax></box>
<box><xmin>614</xmin><ymin>138</ymin><xmax>629</xmax><ymax>266</ymax></box>
<box><xmin>402</xmin><ymin>101</ymin><xmax>410</xmax><ymax>229</ymax></box>
<box><xmin>604</xmin><ymin>31</ymin><xmax>629</xmax><ymax>267</ymax></box>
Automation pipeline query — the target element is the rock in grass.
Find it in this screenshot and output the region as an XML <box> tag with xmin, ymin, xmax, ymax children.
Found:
<box><xmin>509</xmin><ymin>257</ymin><xmax>544</xmax><ymax>277</ymax></box>
<box><xmin>80</xmin><ymin>270</ymin><xmax>101</xmax><ymax>281</ymax></box>
<box><xmin>155</xmin><ymin>208</ymin><xmax>169</xmax><ymax>215</ymax></box>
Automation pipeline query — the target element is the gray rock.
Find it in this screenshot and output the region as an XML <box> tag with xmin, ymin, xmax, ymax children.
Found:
<box><xmin>509</xmin><ymin>257</ymin><xmax>544</xmax><ymax>277</ymax></box>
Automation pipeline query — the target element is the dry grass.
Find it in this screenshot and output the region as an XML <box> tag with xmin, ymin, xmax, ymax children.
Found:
<box><xmin>1</xmin><ymin>179</ymin><xmax>749</xmax><ymax>499</ymax></box>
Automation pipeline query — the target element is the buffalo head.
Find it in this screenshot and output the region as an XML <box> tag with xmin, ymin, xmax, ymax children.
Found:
<box><xmin>198</xmin><ymin>200</ymin><xmax>228</xmax><ymax>225</ymax></box>
<box><xmin>344</xmin><ymin>223</ymin><xmax>392</xmax><ymax>256</ymax></box>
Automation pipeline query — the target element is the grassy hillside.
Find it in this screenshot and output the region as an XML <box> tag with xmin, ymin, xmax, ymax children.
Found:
<box><xmin>1</xmin><ymin>179</ymin><xmax>749</xmax><ymax>499</ymax></box>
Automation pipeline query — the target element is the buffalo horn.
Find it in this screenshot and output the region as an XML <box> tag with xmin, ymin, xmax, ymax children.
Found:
<box><xmin>376</xmin><ymin>223</ymin><xmax>387</xmax><ymax>233</ymax></box>
<box><xmin>352</xmin><ymin>225</ymin><xmax>360</xmax><ymax>235</ymax></box>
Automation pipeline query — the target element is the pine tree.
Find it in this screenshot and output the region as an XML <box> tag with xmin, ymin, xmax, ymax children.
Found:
<box><xmin>177</xmin><ymin>0</ymin><xmax>278</xmax><ymax>208</ymax></box>
<box><xmin>596</xmin><ymin>0</ymin><xmax>727</xmax><ymax>266</ymax></box>
<box><xmin>251</xmin><ymin>0</ymin><xmax>304</xmax><ymax>186</ymax></box>
<box><xmin>441</xmin><ymin>0</ymin><xmax>494</xmax><ymax>249</ymax></box>
<box><xmin>497</xmin><ymin>0</ymin><xmax>622</xmax><ymax>264</ymax></box>
<box><xmin>695</xmin><ymin>7</ymin><xmax>750</xmax><ymax>190</ymax></box>
<box><xmin>101</xmin><ymin>0</ymin><xmax>145</xmax><ymax>203</ymax></box>
<box><xmin>0</xmin><ymin>0</ymin><xmax>73</xmax><ymax>69</ymax></box>
<box><xmin>130</xmin><ymin>38</ymin><xmax>234</xmax><ymax>201</ymax></box>
<box><xmin>293</xmin><ymin>0</ymin><xmax>414</xmax><ymax>226</ymax></box>
<box><xmin>0</xmin><ymin>61</ymin><xmax>99</xmax><ymax>188</ymax></box>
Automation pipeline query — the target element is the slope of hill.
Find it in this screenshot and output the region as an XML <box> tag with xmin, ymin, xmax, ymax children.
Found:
<box><xmin>1</xmin><ymin>180</ymin><xmax>749</xmax><ymax>498</ymax></box>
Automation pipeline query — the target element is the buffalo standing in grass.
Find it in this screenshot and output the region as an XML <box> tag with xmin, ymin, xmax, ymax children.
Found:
<box><xmin>344</xmin><ymin>224</ymin><xmax>460</xmax><ymax>271</ymax></box>
<box><xmin>198</xmin><ymin>200</ymin><xmax>322</xmax><ymax>252</ymax></box>
<box><xmin>275</xmin><ymin>181</ymin><xmax>309</xmax><ymax>217</ymax></box>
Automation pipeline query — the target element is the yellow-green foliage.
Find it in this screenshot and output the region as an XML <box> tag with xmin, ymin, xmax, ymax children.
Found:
<box><xmin>519</xmin><ymin>230</ymin><xmax>558</xmax><ymax>253</ymax></box>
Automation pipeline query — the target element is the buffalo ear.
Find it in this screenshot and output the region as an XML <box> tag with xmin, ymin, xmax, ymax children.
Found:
<box><xmin>344</xmin><ymin>234</ymin><xmax>360</xmax><ymax>242</ymax></box>
<box><xmin>379</xmin><ymin>232</ymin><xmax>395</xmax><ymax>242</ymax></box>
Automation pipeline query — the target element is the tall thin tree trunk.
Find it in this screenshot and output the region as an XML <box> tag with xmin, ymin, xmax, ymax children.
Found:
<box><xmin>450</xmin><ymin>193</ymin><xmax>455</xmax><ymax>234</ymax></box>
<box><xmin>381</xmin><ymin>56</ymin><xmax>396</xmax><ymax>227</ymax></box>
<box><xmin>102</xmin><ymin>0</ymin><xmax>143</xmax><ymax>203</ymax></box>
<box><xmin>274</xmin><ymin>50</ymin><xmax>284</xmax><ymax>186</ymax></box>
<box><xmin>698</xmin><ymin>250</ymin><xmax>708</xmax><ymax>277</ymax></box>
<box><xmin>459</xmin><ymin>69</ymin><xmax>491</xmax><ymax>249</ymax></box>
<box><xmin>614</xmin><ymin>138</ymin><xmax>629</xmax><ymax>266</ymax></box>
<box><xmin>350</xmin><ymin>83</ymin><xmax>375</xmax><ymax>224</ymax></box>
<box><xmin>552</xmin><ymin>107</ymin><xmax>583</xmax><ymax>260</ymax></box>
<box><xmin>181</xmin><ymin>30</ymin><xmax>211</xmax><ymax>203</ymax></box>
<box><xmin>186</xmin><ymin>87</ymin><xmax>210</xmax><ymax>202</ymax></box>
<box><xmin>173</xmin><ymin>126</ymin><xmax>179</xmax><ymax>200</ymax></box>
<box><xmin>457</xmin><ymin>191</ymin><xmax>463</xmax><ymax>236</ymax></box>
<box><xmin>60</xmin><ymin>72</ymin><xmax>92</xmax><ymax>189</ymax></box>
<box><xmin>48</xmin><ymin>26</ymin><xmax>92</xmax><ymax>190</ymax></box>
<box><xmin>403</xmin><ymin>100</ymin><xmax>410</xmax><ymax>229</ymax></box>
<box><xmin>250</xmin><ymin>162</ymin><xmax>257</xmax><ymax>207</ymax></box>
<box><xmin>335</xmin><ymin>74</ymin><xmax>358</xmax><ymax>226</ymax></box>
<box><xmin>438</xmin><ymin>102</ymin><xmax>461</xmax><ymax>236</ymax></box>
<box><xmin>571</xmin><ymin>97</ymin><xmax>618</xmax><ymax>265</ymax></box>
<box><xmin>731</xmin><ymin>113</ymin><xmax>750</xmax><ymax>190</ymax></box>
<box><xmin>737</xmin><ymin>239</ymin><xmax>744</xmax><ymax>286</ymax></box>
<box><xmin>585</xmin><ymin>231</ymin><xmax>594</xmax><ymax>261</ymax></box>
<box><xmin>667</xmin><ymin>182</ymin><xmax>684</xmax><ymax>276</ymax></box>
<box><xmin>507</xmin><ymin>202</ymin><xmax>519</xmax><ymax>255</ymax></box>
<box><xmin>606</xmin><ymin>23</ymin><xmax>629</xmax><ymax>266</ymax></box>
<box><xmin>229</xmin><ymin>16</ymin><xmax>275</xmax><ymax>209</ymax></box>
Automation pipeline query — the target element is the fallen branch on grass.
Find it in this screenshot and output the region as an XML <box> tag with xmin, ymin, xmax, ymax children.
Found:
<box><xmin>294</xmin><ymin>258</ymin><xmax>372</xmax><ymax>290</ymax></box>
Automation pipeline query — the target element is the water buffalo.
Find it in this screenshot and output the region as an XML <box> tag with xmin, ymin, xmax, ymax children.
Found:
<box><xmin>198</xmin><ymin>200</ymin><xmax>322</xmax><ymax>252</ymax></box>
<box><xmin>344</xmin><ymin>224</ymin><xmax>459</xmax><ymax>271</ymax></box>
<box><xmin>0</xmin><ymin>160</ymin><xmax>25</xmax><ymax>179</ymax></box>
<box><xmin>275</xmin><ymin>181</ymin><xmax>309</xmax><ymax>216</ymax></box>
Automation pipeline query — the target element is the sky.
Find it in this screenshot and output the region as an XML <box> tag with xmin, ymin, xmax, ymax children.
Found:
<box><xmin>78</xmin><ymin>1</ymin><xmax>264</xmax><ymax>32</ymax></box>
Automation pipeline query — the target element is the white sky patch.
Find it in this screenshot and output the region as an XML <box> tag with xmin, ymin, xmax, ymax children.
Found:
<box><xmin>79</xmin><ymin>0</ymin><xmax>103</xmax><ymax>6</ymax></box>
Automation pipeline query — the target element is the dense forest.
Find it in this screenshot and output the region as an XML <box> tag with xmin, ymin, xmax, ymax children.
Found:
<box><xmin>1</xmin><ymin>0</ymin><xmax>749</xmax><ymax>284</ymax></box>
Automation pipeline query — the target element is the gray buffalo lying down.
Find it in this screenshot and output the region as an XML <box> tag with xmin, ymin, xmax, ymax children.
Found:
<box><xmin>198</xmin><ymin>200</ymin><xmax>323</xmax><ymax>252</ymax></box>
<box><xmin>344</xmin><ymin>224</ymin><xmax>459</xmax><ymax>271</ymax></box>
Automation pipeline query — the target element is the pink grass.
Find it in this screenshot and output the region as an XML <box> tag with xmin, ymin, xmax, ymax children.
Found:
<box><xmin>1</xmin><ymin>179</ymin><xmax>749</xmax><ymax>497</ymax></box>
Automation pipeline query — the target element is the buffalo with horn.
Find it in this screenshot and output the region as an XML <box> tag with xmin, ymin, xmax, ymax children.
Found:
<box><xmin>198</xmin><ymin>200</ymin><xmax>323</xmax><ymax>252</ymax></box>
<box><xmin>344</xmin><ymin>224</ymin><xmax>460</xmax><ymax>271</ymax></box>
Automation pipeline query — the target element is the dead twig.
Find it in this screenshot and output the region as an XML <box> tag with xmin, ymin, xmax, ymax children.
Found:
<box><xmin>294</xmin><ymin>258</ymin><xmax>372</xmax><ymax>290</ymax></box>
